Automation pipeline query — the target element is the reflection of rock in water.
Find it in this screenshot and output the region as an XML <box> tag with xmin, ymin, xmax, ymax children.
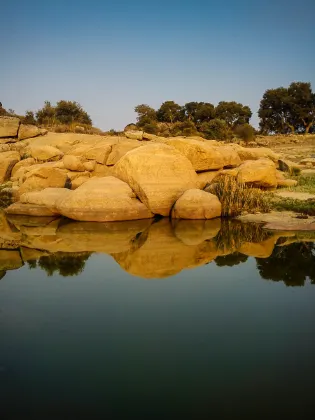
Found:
<box><xmin>0</xmin><ymin>271</ymin><xmax>6</xmax><ymax>280</ymax></box>
<box><xmin>1</xmin><ymin>212</ymin><xmax>315</xmax><ymax>281</ymax></box>
<box><xmin>0</xmin><ymin>250</ymin><xmax>23</xmax><ymax>271</ymax></box>
<box><xmin>256</xmin><ymin>242</ymin><xmax>315</xmax><ymax>287</ymax></box>
<box><xmin>112</xmin><ymin>218</ymin><xmax>224</xmax><ymax>279</ymax></box>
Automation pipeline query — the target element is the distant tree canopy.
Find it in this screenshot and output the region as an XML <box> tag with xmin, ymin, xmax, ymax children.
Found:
<box><xmin>36</xmin><ymin>100</ymin><xmax>92</xmax><ymax>127</ymax></box>
<box><xmin>259</xmin><ymin>82</ymin><xmax>315</xmax><ymax>134</ymax></box>
<box><xmin>133</xmin><ymin>100</ymin><xmax>253</xmax><ymax>140</ymax></box>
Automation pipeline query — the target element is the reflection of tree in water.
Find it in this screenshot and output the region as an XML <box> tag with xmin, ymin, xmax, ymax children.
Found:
<box><xmin>256</xmin><ymin>243</ymin><xmax>315</xmax><ymax>287</ymax></box>
<box><xmin>214</xmin><ymin>220</ymin><xmax>272</xmax><ymax>254</ymax></box>
<box><xmin>215</xmin><ymin>252</ymin><xmax>248</xmax><ymax>267</ymax></box>
<box><xmin>27</xmin><ymin>252</ymin><xmax>91</xmax><ymax>277</ymax></box>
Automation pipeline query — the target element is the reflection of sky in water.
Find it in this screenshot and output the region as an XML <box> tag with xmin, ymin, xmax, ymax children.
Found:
<box><xmin>1</xmin><ymin>217</ymin><xmax>315</xmax><ymax>418</ymax></box>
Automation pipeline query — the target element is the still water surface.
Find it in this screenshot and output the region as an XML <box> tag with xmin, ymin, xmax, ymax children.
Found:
<box><xmin>0</xmin><ymin>216</ymin><xmax>315</xmax><ymax>419</ymax></box>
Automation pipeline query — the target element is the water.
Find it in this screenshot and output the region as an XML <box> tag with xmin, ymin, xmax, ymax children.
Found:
<box><xmin>1</xmin><ymin>214</ymin><xmax>315</xmax><ymax>419</ymax></box>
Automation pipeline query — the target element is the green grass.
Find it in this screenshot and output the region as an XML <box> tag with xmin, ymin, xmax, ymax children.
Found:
<box><xmin>272</xmin><ymin>196</ymin><xmax>315</xmax><ymax>216</ymax></box>
<box><xmin>291</xmin><ymin>175</ymin><xmax>315</xmax><ymax>194</ymax></box>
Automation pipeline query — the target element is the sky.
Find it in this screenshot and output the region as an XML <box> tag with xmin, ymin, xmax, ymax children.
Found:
<box><xmin>1</xmin><ymin>0</ymin><xmax>315</xmax><ymax>130</ymax></box>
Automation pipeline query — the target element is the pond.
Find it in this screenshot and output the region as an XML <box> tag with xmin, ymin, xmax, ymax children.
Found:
<box><xmin>1</xmin><ymin>213</ymin><xmax>315</xmax><ymax>419</ymax></box>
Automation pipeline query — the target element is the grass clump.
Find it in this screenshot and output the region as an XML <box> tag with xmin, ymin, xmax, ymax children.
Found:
<box><xmin>289</xmin><ymin>174</ymin><xmax>315</xmax><ymax>194</ymax></box>
<box><xmin>211</xmin><ymin>176</ymin><xmax>270</xmax><ymax>217</ymax></box>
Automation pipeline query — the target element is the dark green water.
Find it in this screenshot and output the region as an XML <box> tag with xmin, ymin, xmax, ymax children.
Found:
<box><xmin>1</xmin><ymin>217</ymin><xmax>315</xmax><ymax>419</ymax></box>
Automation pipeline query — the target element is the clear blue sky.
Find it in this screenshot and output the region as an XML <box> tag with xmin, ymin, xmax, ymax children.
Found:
<box><xmin>1</xmin><ymin>0</ymin><xmax>314</xmax><ymax>130</ymax></box>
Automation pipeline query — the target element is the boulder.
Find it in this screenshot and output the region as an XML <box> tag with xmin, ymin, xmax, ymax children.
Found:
<box><xmin>18</xmin><ymin>124</ymin><xmax>41</xmax><ymax>140</ymax></box>
<box><xmin>92</xmin><ymin>163</ymin><xmax>113</xmax><ymax>177</ymax></box>
<box><xmin>70</xmin><ymin>174</ymin><xmax>91</xmax><ymax>189</ymax></box>
<box><xmin>0</xmin><ymin>151</ymin><xmax>20</xmax><ymax>183</ymax></box>
<box><xmin>217</xmin><ymin>145</ymin><xmax>242</xmax><ymax>167</ymax></box>
<box><xmin>198</xmin><ymin>170</ymin><xmax>221</xmax><ymax>189</ymax></box>
<box><xmin>114</xmin><ymin>143</ymin><xmax>200</xmax><ymax>216</ymax></box>
<box><xmin>172</xmin><ymin>189</ymin><xmax>222</xmax><ymax>219</ymax></box>
<box><xmin>28</xmin><ymin>145</ymin><xmax>64</xmax><ymax>161</ymax></box>
<box><xmin>236</xmin><ymin>147</ymin><xmax>280</xmax><ymax>163</ymax></box>
<box><xmin>11</xmin><ymin>158</ymin><xmax>36</xmax><ymax>178</ymax></box>
<box><xmin>125</xmin><ymin>130</ymin><xmax>144</xmax><ymax>141</ymax></box>
<box><xmin>166</xmin><ymin>138</ymin><xmax>224</xmax><ymax>171</ymax></box>
<box><xmin>278</xmin><ymin>159</ymin><xmax>301</xmax><ymax>174</ymax></box>
<box><xmin>0</xmin><ymin>137</ymin><xmax>19</xmax><ymax>144</ymax></box>
<box><xmin>66</xmin><ymin>140</ymin><xmax>117</xmax><ymax>164</ymax></box>
<box><xmin>5</xmin><ymin>202</ymin><xmax>57</xmax><ymax>217</ymax></box>
<box><xmin>57</xmin><ymin>176</ymin><xmax>154</xmax><ymax>222</ymax></box>
<box><xmin>63</xmin><ymin>155</ymin><xmax>86</xmax><ymax>171</ymax></box>
<box><xmin>237</xmin><ymin>159</ymin><xmax>277</xmax><ymax>188</ymax></box>
<box><xmin>18</xmin><ymin>167</ymin><xmax>68</xmax><ymax>195</ymax></box>
<box><xmin>106</xmin><ymin>140</ymin><xmax>142</xmax><ymax>165</ymax></box>
<box><xmin>20</xmin><ymin>188</ymin><xmax>71</xmax><ymax>213</ymax></box>
<box><xmin>0</xmin><ymin>116</ymin><xmax>20</xmax><ymax>138</ymax></box>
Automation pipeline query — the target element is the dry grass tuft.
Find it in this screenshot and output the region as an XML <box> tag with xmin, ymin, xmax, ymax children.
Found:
<box><xmin>212</xmin><ymin>176</ymin><xmax>270</xmax><ymax>217</ymax></box>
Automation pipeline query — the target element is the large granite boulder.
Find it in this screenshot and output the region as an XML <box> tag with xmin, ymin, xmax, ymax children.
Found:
<box><xmin>0</xmin><ymin>117</ymin><xmax>20</xmax><ymax>138</ymax></box>
<box><xmin>5</xmin><ymin>202</ymin><xmax>57</xmax><ymax>217</ymax></box>
<box><xmin>28</xmin><ymin>145</ymin><xmax>64</xmax><ymax>161</ymax></box>
<box><xmin>18</xmin><ymin>124</ymin><xmax>41</xmax><ymax>140</ymax></box>
<box><xmin>114</xmin><ymin>143</ymin><xmax>200</xmax><ymax>216</ymax></box>
<box><xmin>165</xmin><ymin>138</ymin><xmax>224</xmax><ymax>171</ymax></box>
<box><xmin>11</xmin><ymin>158</ymin><xmax>36</xmax><ymax>178</ymax></box>
<box><xmin>56</xmin><ymin>176</ymin><xmax>154</xmax><ymax>222</ymax></box>
<box><xmin>18</xmin><ymin>166</ymin><xmax>68</xmax><ymax>195</ymax></box>
<box><xmin>236</xmin><ymin>147</ymin><xmax>280</xmax><ymax>163</ymax></box>
<box><xmin>20</xmin><ymin>188</ymin><xmax>71</xmax><ymax>213</ymax></box>
<box><xmin>0</xmin><ymin>151</ymin><xmax>20</xmax><ymax>183</ymax></box>
<box><xmin>125</xmin><ymin>130</ymin><xmax>144</xmax><ymax>140</ymax></box>
<box><xmin>237</xmin><ymin>158</ymin><xmax>277</xmax><ymax>188</ymax></box>
<box><xmin>172</xmin><ymin>189</ymin><xmax>222</xmax><ymax>219</ymax></box>
<box><xmin>106</xmin><ymin>140</ymin><xmax>142</xmax><ymax>165</ymax></box>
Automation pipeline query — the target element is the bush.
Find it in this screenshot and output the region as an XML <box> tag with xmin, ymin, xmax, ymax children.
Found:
<box><xmin>142</xmin><ymin>122</ymin><xmax>159</xmax><ymax>134</ymax></box>
<box><xmin>170</xmin><ymin>120</ymin><xmax>198</xmax><ymax>137</ymax></box>
<box><xmin>234</xmin><ymin>123</ymin><xmax>256</xmax><ymax>144</ymax></box>
<box><xmin>212</xmin><ymin>176</ymin><xmax>270</xmax><ymax>217</ymax></box>
<box><xmin>200</xmin><ymin>119</ymin><xmax>231</xmax><ymax>140</ymax></box>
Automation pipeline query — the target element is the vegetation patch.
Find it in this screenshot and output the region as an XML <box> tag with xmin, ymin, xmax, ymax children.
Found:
<box><xmin>211</xmin><ymin>176</ymin><xmax>270</xmax><ymax>217</ymax></box>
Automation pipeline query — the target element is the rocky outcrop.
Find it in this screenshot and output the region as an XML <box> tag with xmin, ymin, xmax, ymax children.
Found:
<box><xmin>18</xmin><ymin>166</ymin><xmax>68</xmax><ymax>195</ymax></box>
<box><xmin>172</xmin><ymin>189</ymin><xmax>222</xmax><ymax>219</ymax></box>
<box><xmin>5</xmin><ymin>202</ymin><xmax>58</xmax><ymax>217</ymax></box>
<box><xmin>20</xmin><ymin>188</ymin><xmax>71</xmax><ymax>213</ymax></box>
<box><xmin>125</xmin><ymin>130</ymin><xmax>144</xmax><ymax>141</ymax></box>
<box><xmin>114</xmin><ymin>143</ymin><xmax>200</xmax><ymax>216</ymax></box>
<box><xmin>0</xmin><ymin>117</ymin><xmax>20</xmax><ymax>138</ymax></box>
<box><xmin>28</xmin><ymin>145</ymin><xmax>64</xmax><ymax>161</ymax></box>
<box><xmin>18</xmin><ymin>124</ymin><xmax>41</xmax><ymax>140</ymax></box>
<box><xmin>237</xmin><ymin>159</ymin><xmax>277</xmax><ymax>188</ymax></box>
<box><xmin>165</xmin><ymin>138</ymin><xmax>224</xmax><ymax>171</ymax></box>
<box><xmin>0</xmin><ymin>151</ymin><xmax>20</xmax><ymax>183</ymax></box>
<box><xmin>56</xmin><ymin>176</ymin><xmax>154</xmax><ymax>222</ymax></box>
<box><xmin>236</xmin><ymin>147</ymin><xmax>280</xmax><ymax>163</ymax></box>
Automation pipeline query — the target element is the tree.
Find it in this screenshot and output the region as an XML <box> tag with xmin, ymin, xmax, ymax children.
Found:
<box><xmin>287</xmin><ymin>82</ymin><xmax>315</xmax><ymax>133</ymax></box>
<box><xmin>134</xmin><ymin>104</ymin><xmax>157</xmax><ymax>127</ymax></box>
<box><xmin>55</xmin><ymin>100</ymin><xmax>92</xmax><ymax>126</ymax></box>
<box><xmin>157</xmin><ymin>101</ymin><xmax>182</xmax><ymax>123</ymax></box>
<box><xmin>259</xmin><ymin>87</ymin><xmax>296</xmax><ymax>134</ymax></box>
<box><xmin>36</xmin><ymin>101</ymin><xmax>56</xmax><ymax>126</ymax></box>
<box><xmin>22</xmin><ymin>111</ymin><xmax>37</xmax><ymax>125</ymax></box>
<box><xmin>258</xmin><ymin>82</ymin><xmax>315</xmax><ymax>134</ymax></box>
<box><xmin>215</xmin><ymin>101</ymin><xmax>252</xmax><ymax>127</ymax></box>
<box><xmin>182</xmin><ymin>102</ymin><xmax>215</xmax><ymax>126</ymax></box>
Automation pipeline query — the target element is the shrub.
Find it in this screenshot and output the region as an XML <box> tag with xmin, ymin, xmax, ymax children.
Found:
<box><xmin>234</xmin><ymin>123</ymin><xmax>256</xmax><ymax>144</ymax></box>
<box><xmin>211</xmin><ymin>176</ymin><xmax>270</xmax><ymax>217</ymax></box>
<box><xmin>142</xmin><ymin>122</ymin><xmax>159</xmax><ymax>134</ymax></box>
<box><xmin>199</xmin><ymin>119</ymin><xmax>231</xmax><ymax>140</ymax></box>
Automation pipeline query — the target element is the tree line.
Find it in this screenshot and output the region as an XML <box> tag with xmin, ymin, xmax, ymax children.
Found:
<box><xmin>132</xmin><ymin>81</ymin><xmax>315</xmax><ymax>139</ymax></box>
<box><xmin>1</xmin><ymin>81</ymin><xmax>314</xmax><ymax>138</ymax></box>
